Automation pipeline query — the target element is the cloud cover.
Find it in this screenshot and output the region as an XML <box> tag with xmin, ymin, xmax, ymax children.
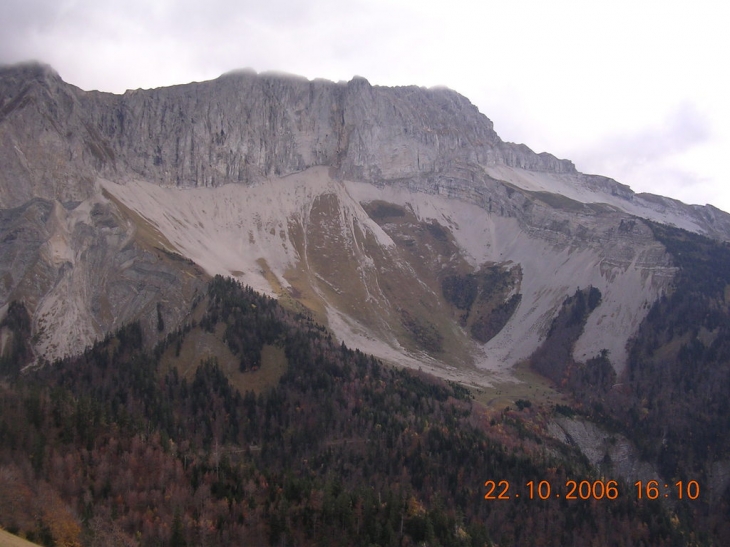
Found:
<box><xmin>1</xmin><ymin>0</ymin><xmax>728</xmax><ymax>212</ymax></box>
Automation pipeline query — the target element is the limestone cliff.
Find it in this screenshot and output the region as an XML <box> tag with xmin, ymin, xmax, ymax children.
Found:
<box><xmin>0</xmin><ymin>61</ymin><xmax>727</xmax><ymax>370</ymax></box>
<box><xmin>1</xmin><ymin>62</ymin><xmax>572</xmax><ymax>201</ymax></box>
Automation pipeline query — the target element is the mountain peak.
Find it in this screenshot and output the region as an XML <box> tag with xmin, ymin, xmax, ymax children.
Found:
<box><xmin>348</xmin><ymin>74</ymin><xmax>372</xmax><ymax>87</ymax></box>
<box><xmin>0</xmin><ymin>60</ymin><xmax>61</xmax><ymax>82</ymax></box>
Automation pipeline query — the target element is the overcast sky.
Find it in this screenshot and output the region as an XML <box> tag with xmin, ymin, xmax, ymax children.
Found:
<box><xmin>2</xmin><ymin>0</ymin><xmax>728</xmax><ymax>212</ymax></box>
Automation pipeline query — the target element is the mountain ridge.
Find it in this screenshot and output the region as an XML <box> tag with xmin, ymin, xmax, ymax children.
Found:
<box><xmin>2</xmin><ymin>61</ymin><xmax>727</xmax><ymax>234</ymax></box>
<box><xmin>2</xmin><ymin>61</ymin><xmax>730</xmax><ymax>546</ymax></box>
<box><xmin>0</xmin><ymin>60</ymin><xmax>726</xmax><ymax>373</ymax></box>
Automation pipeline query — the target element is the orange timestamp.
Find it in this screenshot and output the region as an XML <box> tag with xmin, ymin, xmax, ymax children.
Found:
<box><xmin>485</xmin><ymin>479</ymin><xmax>619</xmax><ymax>501</ymax></box>
<box><xmin>484</xmin><ymin>479</ymin><xmax>701</xmax><ymax>501</ymax></box>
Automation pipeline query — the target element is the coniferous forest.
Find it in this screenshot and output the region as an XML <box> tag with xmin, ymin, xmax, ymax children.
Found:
<box><xmin>0</xmin><ymin>275</ymin><xmax>717</xmax><ymax>546</ymax></box>
<box><xmin>529</xmin><ymin>223</ymin><xmax>730</xmax><ymax>545</ymax></box>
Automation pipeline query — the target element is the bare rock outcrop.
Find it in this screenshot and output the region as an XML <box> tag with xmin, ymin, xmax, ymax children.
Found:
<box><xmin>1</xmin><ymin>62</ymin><xmax>572</xmax><ymax>199</ymax></box>
<box><xmin>0</xmin><ymin>61</ymin><xmax>726</xmax><ymax>365</ymax></box>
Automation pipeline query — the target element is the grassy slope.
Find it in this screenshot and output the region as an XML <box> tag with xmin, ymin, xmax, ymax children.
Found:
<box><xmin>472</xmin><ymin>359</ymin><xmax>571</xmax><ymax>411</ymax></box>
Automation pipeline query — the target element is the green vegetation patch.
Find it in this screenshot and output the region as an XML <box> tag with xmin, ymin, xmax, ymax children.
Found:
<box><xmin>442</xmin><ymin>264</ymin><xmax>523</xmax><ymax>343</ymax></box>
<box><xmin>399</xmin><ymin>308</ymin><xmax>443</xmax><ymax>353</ymax></box>
<box><xmin>530</xmin><ymin>286</ymin><xmax>604</xmax><ymax>387</ymax></box>
<box><xmin>470</xmin><ymin>294</ymin><xmax>522</xmax><ymax>343</ymax></box>
<box><xmin>0</xmin><ymin>301</ymin><xmax>32</xmax><ymax>378</ymax></box>
<box><xmin>363</xmin><ymin>200</ymin><xmax>407</xmax><ymax>220</ymax></box>
<box><xmin>441</xmin><ymin>274</ymin><xmax>478</xmax><ymax>310</ymax></box>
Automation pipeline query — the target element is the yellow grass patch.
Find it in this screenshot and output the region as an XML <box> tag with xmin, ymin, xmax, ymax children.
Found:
<box><xmin>227</xmin><ymin>344</ymin><xmax>288</xmax><ymax>395</ymax></box>
<box><xmin>102</xmin><ymin>188</ymin><xmax>176</xmax><ymax>253</ymax></box>
<box><xmin>0</xmin><ymin>528</ymin><xmax>43</xmax><ymax>547</ymax></box>
<box><xmin>471</xmin><ymin>360</ymin><xmax>570</xmax><ymax>411</ymax></box>
<box><xmin>160</xmin><ymin>322</ymin><xmax>288</xmax><ymax>395</ymax></box>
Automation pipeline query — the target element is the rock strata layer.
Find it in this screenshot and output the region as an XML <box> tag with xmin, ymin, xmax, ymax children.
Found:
<box><xmin>0</xmin><ymin>61</ymin><xmax>728</xmax><ymax>367</ymax></box>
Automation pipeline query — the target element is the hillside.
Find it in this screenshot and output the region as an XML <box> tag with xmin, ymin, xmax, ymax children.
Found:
<box><xmin>0</xmin><ymin>277</ymin><xmax>700</xmax><ymax>546</ymax></box>
<box><xmin>3</xmin><ymin>61</ymin><xmax>722</xmax><ymax>378</ymax></box>
<box><xmin>2</xmin><ymin>62</ymin><xmax>730</xmax><ymax>545</ymax></box>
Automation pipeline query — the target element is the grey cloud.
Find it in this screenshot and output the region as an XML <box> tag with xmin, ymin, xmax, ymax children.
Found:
<box><xmin>0</xmin><ymin>0</ymin><xmax>312</xmax><ymax>60</ymax></box>
<box><xmin>0</xmin><ymin>0</ymin><xmax>367</xmax><ymax>48</ymax></box>
<box><xmin>0</xmin><ymin>0</ymin><xmax>391</xmax><ymax>90</ymax></box>
<box><xmin>610</xmin><ymin>103</ymin><xmax>703</xmax><ymax>158</ymax></box>
<box><xmin>572</xmin><ymin>102</ymin><xmax>711</xmax><ymax>175</ymax></box>
<box><xmin>0</xmin><ymin>0</ymin><xmax>66</xmax><ymax>61</ymax></box>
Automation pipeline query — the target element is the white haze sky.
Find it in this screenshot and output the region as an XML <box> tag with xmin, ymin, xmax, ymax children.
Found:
<box><xmin>2</xmin><ymin>0</ymin><xmax>728</xmax><ymax>212</ymax></box>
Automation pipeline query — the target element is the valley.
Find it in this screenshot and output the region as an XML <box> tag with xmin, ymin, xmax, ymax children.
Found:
<box><xmin>2</xmin><ymin>61</ymin><xmax>730</xmax><ymax>545</ymax></box>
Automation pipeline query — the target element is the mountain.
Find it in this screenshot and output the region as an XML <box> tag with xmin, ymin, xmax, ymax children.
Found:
<box><xmin>3</xmin><ymin>61</ymin><xmax>730</xmax><ymax>544</ymax></box>
<box><xmin>0</xmin><ymin>64</ymin><xmax>730</xmax><ymax>541</ymax></box>
<box><xmin>2</xmin><ymin>61</ymin><xmax>728</xmax><ymax>376</ymax></box>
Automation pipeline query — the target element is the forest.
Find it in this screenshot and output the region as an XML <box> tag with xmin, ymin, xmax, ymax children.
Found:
<box><xmin>0</xmin><ymin>275</ymin><xmax>710</xmax><ymax>546</ymax></box>
<box><xmin>529</xmin><ymin>223</ymin><xmax>730</xmax><ymax>544</ymax></box>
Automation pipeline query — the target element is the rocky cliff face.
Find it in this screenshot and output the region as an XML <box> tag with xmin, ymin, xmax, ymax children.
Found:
<box><xmin>0</xmin><ymin>64</ymin><xmax>97</xmax><ymax>207</ymax></box>
<box><xmin>5</xmin><ymin>62</ymin><xmax>730</xmax><ymax>532</ymax></box>
<box><xmin>0</xmin><ymin>61</ymin><xmax>728</xmax><ymax>371</ymax></box>
<box><xmin>1</xmin><ymin>63</ymin><xmax>573</xmax><ymax>201</ymax></box>
<box><xmin>0</xmin><ymin>189</ymin><xmax>206</xmax><ymax>361</ymax></box>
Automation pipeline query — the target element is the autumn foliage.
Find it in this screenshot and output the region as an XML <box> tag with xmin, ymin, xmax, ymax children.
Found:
<box><xmin>0</xmin><ymin>276</ymin><xmax>699</xmax><ymax>546</ymax></box>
